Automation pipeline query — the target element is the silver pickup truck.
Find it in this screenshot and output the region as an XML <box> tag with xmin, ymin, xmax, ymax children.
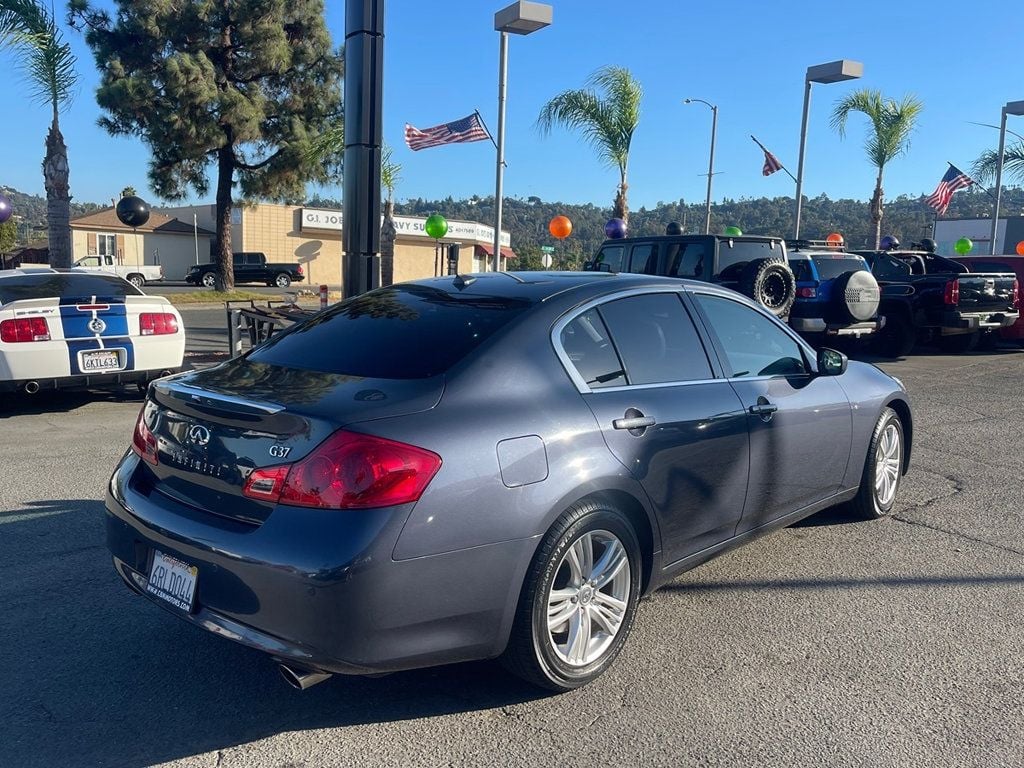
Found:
<box><xmin>72</xmin><ymin>255</ymin><xmax>165</xmax><ymax>289</ymax></box>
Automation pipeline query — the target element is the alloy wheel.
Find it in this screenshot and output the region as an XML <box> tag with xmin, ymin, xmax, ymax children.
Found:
<box><xmin>874</xmin><ymin>422</ymin><xmax>901</xmax><ymax>507</ymax></box>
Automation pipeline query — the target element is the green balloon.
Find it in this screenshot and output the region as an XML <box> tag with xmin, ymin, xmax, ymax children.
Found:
<box><xmin>425</xmin><ymin>214</ymin><xmax>448</xmax><ymax>240</ymax></box>
<box><xmin>954</xmin><ymin>237</ymin><xmax>973</xmax><ymax>255</ymax></box>
<box><xmin>723</xmin><ymin>226</ymin><xmax>743</xmax><ymax>237</ymax></box>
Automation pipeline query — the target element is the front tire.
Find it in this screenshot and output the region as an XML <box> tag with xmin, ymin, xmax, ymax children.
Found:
<box><xmin>874</xmin><ymin>313</ymin><xmax>916</xmax><ymax>358</ymax></box>
<box><xmin>501</xmin><ymin>501</ymin><xmax>641</xmax><ymax>692</ymax></box>
<box><xmin>201</xmin><ymin>272</ymin><xmax>217</xmax><ymax>288</ymax></box>
<box><xmin>849</xmin><ymin>407</ymin><xmax>905</xmax><ymax>519</ymax></box>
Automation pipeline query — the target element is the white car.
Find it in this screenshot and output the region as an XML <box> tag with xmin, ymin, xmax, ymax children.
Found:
<box><xmin>0</xmin><ymin>269</ymin><xmax>184</xmax><ymax>394</ymax></box>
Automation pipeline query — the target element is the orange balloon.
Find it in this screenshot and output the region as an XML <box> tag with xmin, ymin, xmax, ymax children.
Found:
<box><xmin>548</xmin><ymin>215</ymin><xmax>572</xmax><ymax>240</ymax></box>
<box><xmin>826</xmin><ymin>232</ymin><xmax>844</xmax><ymax>247</ymax></box>
<box><xmin>1016</xmin><ymin>241</ymin><xmax>1024</xmax><ymax>256</ymax></box>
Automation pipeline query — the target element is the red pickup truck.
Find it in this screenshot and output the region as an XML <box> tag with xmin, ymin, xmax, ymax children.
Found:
<box><xmin>953</xmin><ymin>255</ymin><xmax>1024</xmax><ymax>346</ymax></box>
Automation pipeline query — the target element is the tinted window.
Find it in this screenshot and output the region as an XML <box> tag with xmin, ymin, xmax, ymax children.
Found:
<box><xmin>789</xmin><ymin>258</ymin><xmax>812</xmax><ymax>282</ymax></box>
<box><xmin>593</xmin><ymin>245</ymin><xmax>625</xmax><ymax>273</ymax></box>
<box><xmin>248</xmin><ymin>285</ymin><xmax>530</xmax><ymax>379</ymax></box>
<box><xmin>809</xmin><ymin>256</ymin><xmax>867</xmax><ymax>281</ymax></box>
<box><xmin>560</xmin><ymin>309</ymin><xmax>626</xmax><ymax>389</ymax></box>
<box><xmin>716</xmin><ymin>240</ymin><xmax>782</xmax><ymax>277</ymax></box>
<box><xmin>668</xmin><ymin>243</ymin><xmax>707</xmax><ymax>279</ymax></box>
<box><xmin>871</xmin><ymin>255</ymin><xmax>912</xmax><ymax>281</ymax></box>
<box><xmin>628</xmin><ymin>244</ymin><xmax>657</xmax><ymax>273</ymax></box>
<box><xmin>599</xmin><ymin>293</ymin><xmax>713</xmax><ymax>385</ymax></box>
<box><xmin>0</xmin><ymin>273</ymin><xmax>142</xmax><ymax>304</ymax></box>
<box><xmin>694</xmin><ymin>294</ymin><xmax>807</xmax><ymax>378</ymax></box>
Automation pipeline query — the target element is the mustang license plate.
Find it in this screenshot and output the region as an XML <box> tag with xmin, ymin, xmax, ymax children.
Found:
<box><xmin>80</xmin><ymin>348</ymin><xmax>125</xmax><ymax>372</ymax></box>
<box><xmin>147</xmin><ymin>550</ymin><xmax>198</xmax><ymax>612</ymax></box>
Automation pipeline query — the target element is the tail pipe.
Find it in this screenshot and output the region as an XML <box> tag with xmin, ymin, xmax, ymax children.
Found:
<box><xmin>23</xmin><ymin>381</ymin><xmax>40</xmax><ymax>395</ymax></box>
<box><xmin>278</xmin><ymin>663</ymin><xmax>332</xmax><ymax>690</ymax></box>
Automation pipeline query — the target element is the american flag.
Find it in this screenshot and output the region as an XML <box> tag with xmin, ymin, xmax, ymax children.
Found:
<box><xmin>404</xmin><ymin>113</ymin><xmax>490</xmax><ymax>151</ymax></box>
<box><xmin>762</xmin><ymin>148</ymin><xmax>783</xmax><ymax>176</ymax></box>
<box><xmin>925</xmin><ymin>165</ymin><xmax>973</xmax><ymax>216</ymax></box>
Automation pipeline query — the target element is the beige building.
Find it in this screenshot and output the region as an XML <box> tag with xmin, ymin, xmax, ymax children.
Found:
<box><xmin>159</xmin><ymin>202</ymin><xmax>515</xmax><ymax>287</ymax></box>
<box><xmin>70</xmin><ymin>208</ymin><xmax>214</xmax><ymax>279</ymax></box>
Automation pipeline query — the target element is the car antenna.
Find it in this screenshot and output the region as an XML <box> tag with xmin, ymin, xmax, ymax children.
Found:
<box><xmin>452</xmin><ymin>274</ymin><xmax>477</xmax><ymax>289</ymax></box>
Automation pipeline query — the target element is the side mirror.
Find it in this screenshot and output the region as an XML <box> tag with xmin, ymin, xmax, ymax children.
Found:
<box><xmin>817</xmin><ymin>347</ymin><xmax>847</xmax><ymax>376</ymax></box>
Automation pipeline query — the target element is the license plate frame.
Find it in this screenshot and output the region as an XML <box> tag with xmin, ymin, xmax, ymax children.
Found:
<box><xmin>79</xmin><ymin>348</ymin><xmax>125</xmax><ymax>372</ymax></box>
<box><xmin>146</xmin><ymin>550</ymin><xmax>198</xmax><ymax>613</ymax></box>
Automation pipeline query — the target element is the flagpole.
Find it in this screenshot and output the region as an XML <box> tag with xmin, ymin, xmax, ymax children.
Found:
<box><xmin>750</xmin><ymin>135</ymin><xmax>798</xmax><ymax>184</ymax></box>
<box><xmin>474</xmin><ymin>109</ymin><xmax>502</xmax><ymax>157</ymax></box>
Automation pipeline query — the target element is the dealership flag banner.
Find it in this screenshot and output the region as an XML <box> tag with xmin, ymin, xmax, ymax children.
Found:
<box><xmin>405</xmin><ymin>113</ymin><xmax>490</xmax><ymax>151</ymax></box>
<box><xmin>926</xmin><ymin>164</ymin><xmax>974</xmax><ymax>216</ymax></box>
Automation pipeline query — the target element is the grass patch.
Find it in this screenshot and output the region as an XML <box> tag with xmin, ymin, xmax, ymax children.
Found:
<box><xmin>165</xmin><ymin>290</ymin><xmax>276</xmax><ymax>305</ymax></box>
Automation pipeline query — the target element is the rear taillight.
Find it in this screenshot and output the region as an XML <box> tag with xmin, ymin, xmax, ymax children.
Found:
<box><xmin>1013</xmin><ymin>279</ymin><xmax>1019</xmax><ymax>309</ymax></box>
<box><xmin>796</xmin><ymin>286</ymin><xmax>817</xmax><ymax>298</ymax></box>
<box><xmin>131</xmin><ymin>406</ymin><xmax>159</xmax><ymax>465</ymax></box>
<box><xmin>139</xmin><ymin>313</ymin><xmax>179</xmax><ymax>335</ymax></box>
<box><xmin>0</xmin><ymin>317</ymin><xmax>50</xmax><ymax>343</ymax></box>
<box><xmin>943</xmin><ymin>279</ymin><xmax>959</xmax><ymax>306</ymax></box>
<box><xmin>296</xmin><ymin>265</ymin><xmax>304</xmax><ymax>275</ymax></box>
<box><xmin>242</xmin><ymin>430</ymin><xmax>442</xmax><ymax>509</ymax></box>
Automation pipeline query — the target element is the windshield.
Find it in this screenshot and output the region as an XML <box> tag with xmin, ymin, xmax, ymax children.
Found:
<box><xmin>0</xmin><ymin>273</ymin><xmax>143</xmax><ymax>305</ymax></box>
<box><xmin>248</xmin><ymin>284</ymin><xmax>532</xmax><ymax>379</ymax></box>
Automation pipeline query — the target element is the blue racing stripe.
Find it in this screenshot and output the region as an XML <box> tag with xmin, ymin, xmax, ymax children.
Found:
<box><xmin>58</xmin><ymin>298</ymin><xmax>135</xmax><ymax>374</ymax></box>
<box><xmin>59</xmin><ymin>304</ymin><xmax>129</xmax><ymax>338</ymax></box>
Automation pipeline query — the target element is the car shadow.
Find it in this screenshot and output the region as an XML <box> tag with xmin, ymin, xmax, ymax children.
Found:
<box><xmin>1</xmin><ymin>499</ymin><xmax>546</xmax><ymax>768</ymax></box>
<box><xmin>0</xmin><ymin>387</ymin><xmax>144</xmax><ymax>417</ymax></box>
<box><xmin>789</xmin><ymin>504</ymin><xmax>865</xmax><ymax>527</ymax></box>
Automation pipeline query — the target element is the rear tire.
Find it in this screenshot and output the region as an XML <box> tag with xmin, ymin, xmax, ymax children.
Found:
<box><xmin>274</xmin><ymin>273</ymin><xmax>292</xmax><ymax>288</ymax></box>
<box><xmin>127</xmin><ymin>273</ymin><xmax>145</xmax><ymax>289</ymax></box>
<box><xmin>874</xmin><ymin>313</ymin><xmax>916</xmax><ymax>357</ymax></box>
<box><xmin>848</xmin><ymin>407</ymin><xmax>905</xmax><ymax>520</ymax></box>
<box><xmin>739</xmin><ymin>258</ymin><xmax>796</xmax><ymax>318</ymax></box>
<box><xmin>501</xmin><ymin>501</ymin><xmax>641</xmax><ymax>692</ymax></box>
<box><xmin>937</xmin><ymin>331</ymin><xmax>979</xmax><ymax>354</ymax></box>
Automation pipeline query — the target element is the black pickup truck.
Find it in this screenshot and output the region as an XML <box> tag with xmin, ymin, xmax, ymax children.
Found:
<box><xmin>585</xmin><ymin>233</ymin><xmax>798</xmax><ymax>317</ymax></box>
<box><xmin>854</xmin><ymin>248</ymin><xmax>1019</xmax><ymax>356</ymax></box>
<box><xmin>185</xmin><ymin>252</ymin><xmax>306</xmax><ymax>288</ymax></box>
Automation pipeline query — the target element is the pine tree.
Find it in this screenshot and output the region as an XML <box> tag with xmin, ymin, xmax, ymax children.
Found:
<box><xmin>70</xmin><ymin>0</ymin><xmax>343</xmax><ymax>290</ymax></box>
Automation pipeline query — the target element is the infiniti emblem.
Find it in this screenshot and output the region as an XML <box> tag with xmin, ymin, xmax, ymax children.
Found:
<box><xmin>187</xmin><ymin>424</ymin><xmax>211</xmax><ymax>447</ymax></box>
<box><xmin>88</xmin><ymin>317</ymin><xmax>106</xmax><ymax>334</ymax></box>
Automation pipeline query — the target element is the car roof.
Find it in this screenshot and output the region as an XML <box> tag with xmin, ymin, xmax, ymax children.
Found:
<box><xmin>601</xmin><ymin>234</ymin><xmax>782</xmax><ymax>245</ymax></box>
<box><xmin>0</xmin><ymin>267</ymin><xmax>59</xmax><ymax>277</ymax></box>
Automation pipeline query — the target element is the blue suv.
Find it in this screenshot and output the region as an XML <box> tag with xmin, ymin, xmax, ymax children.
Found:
<box><xmin>786</xmin><ymin>243</ymin><xmax>883</xmax><ymax>344</ymax></box>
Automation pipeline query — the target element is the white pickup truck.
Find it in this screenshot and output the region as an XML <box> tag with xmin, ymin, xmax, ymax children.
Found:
<box><xmin>72</xmin><ymin>255</ymin><xmax>164</xmax><ymax>289</ymax></box>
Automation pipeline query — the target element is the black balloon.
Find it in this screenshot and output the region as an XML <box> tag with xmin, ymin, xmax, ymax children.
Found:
<box><xmin>665</xmin><ymin>222</ymin><xmax>682</xmax><ymax>235</ymax></box>
<box><xmin>116</xmin><ymin>195</ymin><xmax>151</xmax><ymax>228</ymax></box>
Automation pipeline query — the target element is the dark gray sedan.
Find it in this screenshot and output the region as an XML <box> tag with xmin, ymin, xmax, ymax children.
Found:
<box><xmin>106</xmin><ymin>272</ymin><xmax>911</xmax><ymax>691</ymax></box>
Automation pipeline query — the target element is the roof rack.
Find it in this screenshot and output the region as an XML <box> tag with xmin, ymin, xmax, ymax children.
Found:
<box><xmin>785</xmin><ymin>239</ymin><xmax>846</xmax><ymax>251</ymax></box>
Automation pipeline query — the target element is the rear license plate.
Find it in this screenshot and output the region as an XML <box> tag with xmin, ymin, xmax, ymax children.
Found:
<box><xmin>80</xmin><ymin>348</ymin><xmax>125</xmax><ymax>372</ymax></box>
<box><xmin>147</xmin><ymin>550</ymin><xmax>198</xmax><ymax>612</ymax></box>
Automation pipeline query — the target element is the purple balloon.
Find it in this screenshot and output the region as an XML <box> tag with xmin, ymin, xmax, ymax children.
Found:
<box><xmin>0</xmin><ymin>194</ymin><xmax>12</xmax><ymax>224</ymax></box>
<box><xmin>604</xmin><ymin>217</ymin><xmax>627</xmax><ymax>239</ymax></box>
<box><xmin>880</xmin><ymin>235</ymin><xmax>899</xmax><ymax>250</ymax></box>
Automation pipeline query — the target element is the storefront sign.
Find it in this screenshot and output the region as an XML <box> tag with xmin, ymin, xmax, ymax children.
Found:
<box><xmin>301</xmin><ymin>208</ymin><xmax>510</xmax><ymax>247</ymax></box>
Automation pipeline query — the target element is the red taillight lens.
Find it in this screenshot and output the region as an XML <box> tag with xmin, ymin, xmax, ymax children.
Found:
<box><xmin>943</xmin><ymin>280</ymin><xmax>959</xmax><ymax>306</ymax></box>
<box><xmin>242</xmin><ymin>430</ymin><xmax>442</xmax><ymax>509</ymax></box>
<box><xmin>796</xmin><ymin>286</ymin><xmax>817</xmax><ymax>298</ymax></box>
<box><xmin>131</xmin><ymin>406</ymin><xmax>159</xmax><ymax>465</ymax></box>
<box><xmin>296</xmin><ymin>265</ymin><xmax>304</xmax><ymax>275</ymax></box>
<box><xmin>139</xmin><ymin>313</ymin><xmax>179</xmax><ymax>335</ymax></box>
<box><xmin>0</xmin><ymin>317</ymin><xmax>50</xmax><ymax>343</ymax></box>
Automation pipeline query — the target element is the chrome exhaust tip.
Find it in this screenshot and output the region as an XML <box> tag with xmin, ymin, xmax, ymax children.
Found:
<box><xmin>23</xmin><ymin>381</ymin><xmax>40</xmax><ymax>394</ymax></box>
<box><xmin>278</xmin><ymin>663</ymin><xmax>332</xmax><ymax>690</ymax></box>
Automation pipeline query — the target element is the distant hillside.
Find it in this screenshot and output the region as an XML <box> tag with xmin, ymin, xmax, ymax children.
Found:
<box><xmin>1</xmin><ymin>187</ymin><xmax>104</xmax><ymax>243</ymax></box>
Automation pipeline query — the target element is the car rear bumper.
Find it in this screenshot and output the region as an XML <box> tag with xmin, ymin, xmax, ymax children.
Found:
<box><xmin>790</xmin><ymin>317</ymin><xmax>884</xmax><ymax>336</ymax></box>
<box><xmin>105</xmin><ymin>452</ymin><xmax>535</xmax><ymax>676</ymax></box>
<box><xmin>0</xmin><ymin>367</ymin><xmax>180</xmax><ymax>393</ymax></box>
<box><xmin>941</xmin><ymin>310</ymin><xmax>1019</xmax><ymax>332</ymax></box>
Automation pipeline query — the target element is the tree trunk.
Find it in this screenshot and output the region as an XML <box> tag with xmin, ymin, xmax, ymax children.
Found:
<box><xmin>612</xmin><ymin>169</ymin><xmax>629</xmax><ymax>224</ymax></box>
<box><xmin>871</xmin><ymin>168</ymin><xmax>884</xmax><ymax>249</ymax></box>
<box><xmin>215</xmin><ymin>145</ymin><xmax>235</xmax><ymax>291</ymax></box>
<box><xmin>43</xmin><ymin>117</ymin><xmax>72</xmax><ymax>268</ymax></box>
<box><xmin>380</xmin><ymin>197</ymin><xmax>396</xmax><ymax>286</ymax></box>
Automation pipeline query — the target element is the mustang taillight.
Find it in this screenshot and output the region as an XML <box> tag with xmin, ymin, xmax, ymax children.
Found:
<box><xmin>139</xmin><ymin>312</ymin><xmax>179</xmax><ymax>335</ymax></box>
<box><xmin>943</xmin><ymin>279</ymin><xmax>959</xmax><ymax>306</ymax></box>
<box><xmin>0</xmin><ymin>317</ymin><xmax>50</xmax><ymax>343</ymax></box>
<box><xmin>796</xmin><ymin>286</ymin><xmax>817</xmax><ymax>298</ymax></box>
<box><xmin>243</xmin><ymin>430</ymin><xmax>442</xmax><ymax>509</ymax></box>
<box><xmin>131</xmin><ymin>406</ymin><xmax>159</xmax><ymax>465</ymax></box>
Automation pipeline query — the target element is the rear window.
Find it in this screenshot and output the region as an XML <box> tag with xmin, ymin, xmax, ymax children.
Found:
<box><xmin>716</xmin><ymin>240</ymin><xmax>782</xmax><ymax>277</ymax></box>
<box><xmin>248</xmin><ymin>284</ymin><xmax>531</xmax><ymax>379</ymax></box>
<box><xmin>0</xmin><ymin>273</ymin><xmax>142</xmax><ymax>304</ymax></box>
<box><xmin>809</xmin><ymin>256</ymin><xmax>867</xmax><ymax>281</ymax></box>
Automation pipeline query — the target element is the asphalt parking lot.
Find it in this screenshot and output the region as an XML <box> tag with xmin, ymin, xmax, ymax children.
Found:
<box><xmin>2</xmin><ymin>311</ymin><xmax>1022</xmax><ymax>768</ymax></box>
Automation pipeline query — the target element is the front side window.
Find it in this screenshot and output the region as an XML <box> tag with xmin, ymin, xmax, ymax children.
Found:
<box><xmin>592</xmin><ymin>245</ymin><xmax>625</xmax><ymax>273</ymax></box>
<box><xmin>694</xmin><ymin>294</ymin><xmax>807</xmax><ymax>378</ymax></box>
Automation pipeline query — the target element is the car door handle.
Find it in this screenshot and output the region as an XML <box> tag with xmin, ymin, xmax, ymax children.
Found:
<box><xmin>748</xmin><ymin>400</ymin><xmax>778</xmax><ymax>419</ymax></box>
<box><xmin>613</xmin><ymin>415</ymin><xmax>657</xmax><ymax>430</ymax></box>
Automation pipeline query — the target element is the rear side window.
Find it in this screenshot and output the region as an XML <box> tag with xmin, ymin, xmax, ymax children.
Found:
<box><xmin>809</xmin><ymin>256</ymin><xmax>867</xmax><ymax>281</ymax></box>
<box><xmin>592</xmin><ymin>245</ymin><xmax>625</xmax><ymax>273</ymax></box>
<box><xmin>668</xmin><ymin>243</ymin><xmax>708</xmax><ymax>279</ymax></box>
<box><xmin>560</xmin><ymin>309</ymin><xmax>626</xmax><ymax>389</ymax></box>
<box><xmin>628</xmin><ymin>244</ymin><xmax>657</xmax><ymax>273</ymax></box>
<box><xmin>249</xmin><ymin>285</ymin><xmax>530</xmax><ymax>379</ymax></box>
<box><xmin>599</xmin><ymin>293</ymin><xmax>713</xmax><ymax>385</ymax></box>
<box><xmin>0</xmin><ymin>273</ymin><xmax>142</xmax><ymax>304</ymax></box>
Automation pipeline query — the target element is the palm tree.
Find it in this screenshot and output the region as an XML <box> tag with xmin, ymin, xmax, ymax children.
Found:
<box><xmin>972</xmin><ymin>143</ymin><xmax>1024</xmax><ymax>186</ymax></box>
<box><xmin>830</xmin><ymin>89</ymin><xmax>923</xmax><ymax>248</ymax></box>
<box><xmin>0</xmin><ymin>0</ymin><xmax>77</xmax><ymax>267</ymax></box>
<box><xmin>537</xmin><ymin>65</ymin><xmax>642</xmax><ymax>223</ymax></box>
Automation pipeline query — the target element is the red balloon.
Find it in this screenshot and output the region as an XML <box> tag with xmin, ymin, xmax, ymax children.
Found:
<box><xmin>1016</xmin><ymin>241</ymin><xmax>1024</xmax><ymax>256</ymax></box>
<box><xmin>549</xmin><ymin>215</ymin><xmax>572</xmax><ymax>239</ymax></box>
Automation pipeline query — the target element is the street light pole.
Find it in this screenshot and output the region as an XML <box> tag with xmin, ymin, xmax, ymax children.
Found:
<box><xmin>989</xmin><ymin>100</ymin><xmax>1024</xmax><ymax>255</ymax></box>
<box><xmin>793</xmin><ymin>59</ymin><xmax>863</xmax><ymax>240</ymax></box>
<box><xmin>492</xmin><ymin>1</ymin><xmax>551</xmax><ymax>273</ymax></box>
<box><xmin>684</xmin><ymin>99</ymin><xmax>718</xmax><ymax>235</ymax></box>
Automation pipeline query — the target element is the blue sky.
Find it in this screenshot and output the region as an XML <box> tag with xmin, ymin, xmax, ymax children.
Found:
<box><xmin>2</xmin><ymin>0</ymin><xmax>1022</xmax><ymax>210</ymax></box>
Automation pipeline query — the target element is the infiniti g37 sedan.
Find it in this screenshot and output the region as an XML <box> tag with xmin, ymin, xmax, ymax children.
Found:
<box><xmin>105</xmin><ymin>272</ymin><xmax>911</xmax><ymax>691</ymax></box>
